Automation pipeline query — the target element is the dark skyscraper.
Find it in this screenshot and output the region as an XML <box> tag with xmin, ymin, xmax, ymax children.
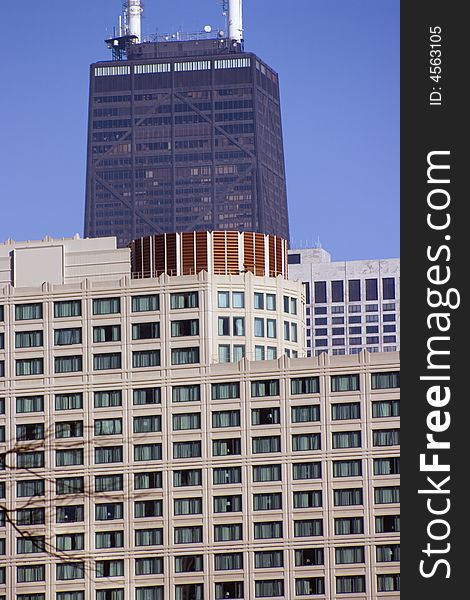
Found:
<box><xmin>84</xmin><ymin>2</ymin><xmax>289</xmax><ymax>247</ymax></box>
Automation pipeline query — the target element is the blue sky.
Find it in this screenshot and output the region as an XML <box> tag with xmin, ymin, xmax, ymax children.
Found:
<box><xmin>0</xmin><ymin>0</ymin><xmax>399</xmax><ymax>260</ymax></box>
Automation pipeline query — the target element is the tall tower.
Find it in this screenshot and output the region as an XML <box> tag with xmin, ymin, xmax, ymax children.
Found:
<box><xmin>84</xmin><ymin>0</ymin><xmax>289</xmax><ymax>247</ymax></box>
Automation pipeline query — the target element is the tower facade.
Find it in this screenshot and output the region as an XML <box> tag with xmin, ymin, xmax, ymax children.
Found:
<box><xmin>84</xmin><ymin>38</ymin><xmax>289</xmax><ymax>247</ymax></box>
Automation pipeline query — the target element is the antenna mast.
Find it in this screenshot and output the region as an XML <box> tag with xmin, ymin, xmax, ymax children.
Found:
<box><xmin>227</xmin><ymin>0</ymin><xmax>243</xmax><ymax>42</ymax></box>
<box><xmin>127</xmin><ymin>0</ymin><xmax>143</xmax><ymax>42</ymax></box>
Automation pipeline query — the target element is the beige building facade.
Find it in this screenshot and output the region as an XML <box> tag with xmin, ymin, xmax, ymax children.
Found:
<box><xmin>1</xmin><ymin>237</ymin><xmax>399</xmax><ymax>600</ymax></box>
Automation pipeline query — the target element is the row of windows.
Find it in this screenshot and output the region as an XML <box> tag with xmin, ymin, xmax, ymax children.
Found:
<box><xmin>0</xmin><ymin>373</ymin><xmax>400</xmax><ymax>411</ymax></box>
<box><xmin>0</xmin><ymin>575</ymin><xmax>400</xmax><ymax>597</ymax></box>
<box><xmin>304</xmin><ymin>278</ymin><xmax>397</xmax><ymax>304</ymax></box>
<box><xmin>1</xmin><ymin>459</ymin><xmax>399</xmax><ymax>502</ymax></box>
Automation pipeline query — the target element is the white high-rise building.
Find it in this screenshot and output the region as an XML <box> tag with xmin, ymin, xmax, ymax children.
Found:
<box><xmin>0</xmin><ymin>236</ymin><xmax>400</xmax><ymax>600</ymax></box>
<box><xmin>288</xmin><ymin>248</ymin><xmax>400</xmax><ymax>358</ymax></box>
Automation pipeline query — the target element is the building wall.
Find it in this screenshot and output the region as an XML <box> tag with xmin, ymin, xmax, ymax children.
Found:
<box><xmin>288</xmin><ymin>249</ymin><xmax>400</xmax><ymax>357</ymax></box>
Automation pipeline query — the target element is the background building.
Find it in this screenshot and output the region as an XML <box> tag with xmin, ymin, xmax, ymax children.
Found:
<box><xmin>1</xmin><ymin>236</ymin><xmax>400</xmax><ymax>600</ymax></box>
<box><xmin>288</xmin><ymin>248</ymin><xmax>400</xmax><ymax>357</ymax></box>
<box><xmin>84</xmin><ymin>2</ymin><xmax>289</xmax><ymax>247</ymax></box>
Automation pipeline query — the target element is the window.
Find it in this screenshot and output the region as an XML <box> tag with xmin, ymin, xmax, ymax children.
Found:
<box><xmin>96</xmin><ymin>531</ymin><xmax>124</xmax><ymax>549</ymax></box>
<box><xmin>56</xmin><ymin>533</ymin><xmax>84</xmax><ymax>551</ymax></box>
<box><xmin>292</xmin><ymin>434</ymin><xmax>320</xmax><ymax>452</ymax></box>
<box><xmin>215</xmin><ymin>582</ymin><xmax>244</xmax><ymax>599</ymax></box>
<box><xmin>293</xmin><ymin>462</ymin><xmax>322</xmax><ymax>480</ymax></box>
<box><xmin>135</xmin><ymin>472</ymin><xmax>162</xmax><ymax>490</ymax></box>
<box><xmin>333</xmin><ymin>460</ymin><xmax>362</xmax><ymax>477</ymax></box>
<box><xmin>372</xmin><ymin>400</ymin><xmax>400</xmax><ymax>418</ymax></box>
<box><xmin>375</xmin><ymin>486</ymin><xmax>400</xmax><ymax>504</ymax></box>
<box><xmin>16</xmin><ymin>479</ymin><xmax>45</xmax><ymax>498</ymax></box>
<box><xmin>266</xmin><ymin>294</ymin><xmax>276</xmax><ymax>310</ymax></box>
<box><xmin>212</xmin><ymin>382</ymin><xmax>240</xmax><ymax>400</ymax></box>
<box><xmin>95</xmin><ymin>446</ymin><xmax>123</xmax><ymax>464</ymax></box>
<box><xmin>219</xmin><ymin>344</ymin><xmax>230</xmax><ymax>363</ymax></box>
<box><xmin>336</xmin><ymin>576</ymin><xmax>365</xmax><ymax>594</ymax></box>
<box><xmin>293</xmin><ymin>491</ymin><xmax>322</xmax><ymax>509</ymax></box>
<box><xmin>134</xmin><ymin>500</ymin><xmax>163</xmax><ymax>519</ymax></box>
<box><xmin>55</xmin><ymin>421</ymin><xmax>83</xmax><ymax>438</ymax></box>
<box><xmin>252</xmin><ymin>407</ymin><xmax>281</xmax><ymax>425</ymax></box>
<box><xmin>253</xmin><ymin>493</ymin><xmax>282</xmax><ymax>511</ymax></box>
<box><xmin>95</xmin><ymin>418</ymin><xmax>122</xmax><ymax>436</ymax></box>
<box><xmin>335</xmin><ymin>517</ymin><xmax>364</xmax><ymax>535</ymax></box>
<box><xmin>133</xmin><ymin>350</ymin><xmax>160</xmax><ymax>368</ymax></box>
<box><xmin>173</xmin><ymin>469</ymin><xmax>201</xmax><ymax>487</ymax></box>
<box><xmin>95</xmin><ymin>390</ymin><xmax>122</xmax><ymax>408</ymax></box>
<box><xmin>56</xmin><ymin>449</ymin><xmax>83</xmax><ymax>467</ymax></box>
<box><xmin>17</xmin><ymin>536</ymin><xmax>46</xmax><ymax>554</ymax></box>
<box><xmin>376</xmin><ymin>544</ymin><xmax>400</xmax><ymax>562</ymax></box>
<box><xmin>132</xmin><ymin>294</ymin><xmax>159</xmax><ymax>312</ymax></box>
<box><xmin>334</xmin><ymin>488</ymin><xmax>363</xmax><ymax>506</ymax></box>
<box><xmin>254</xmin><ymin>293</ymin><xmax>264</xmax><ymax>309</ymax></box>
<box><xmin>218</xmin><ymin>316</ymin><xmax>230</xmax><ymax>336</ymax></box>
<box><xmin>295</xmin><ymin>578</ymin><xmax>325</xmax><ymax>596</ymax></box>
<box><xmin>54</xmin><ymin>328</ymin><xmax>82</xmax><ymax>346</ymax></box>
<box><xmin>373</xmin><ymin>429</ymin><xmax>400</xmax><ymax>446</ymax></box>
<box><xmin>375</xmin><ymin>515</ymin><xmax>400</xmax><ymax>533</ymax></box>
<box><xmin>95</xmin><ymin>474</ymin><xmax>123</xmax><ymax>492</ymax></box>
<box><xmin>56</xmin><ymin>505</ymin><xmax>84</xmax><ymax>523</ymax></box>
<box><xmin>93</xmin><ymin>352</ymin><xmax>121</xmax><ymax>370</ymax></box>
<box><xmin>255</xmin><ymin>551</ymin><xmax>284</xmax><ymax>569</ymax></box>
<box><xmin>175</xmin><ymin>555</ymin><xmax>203</xmax><ymax>573</ymax></box>
<box><xmin>233</xmin><ymin>316</ymin><xmax>245</xmax><ymax>336</ymax></box>
<box><xmin>174</xmin><ymin>498</ymin><xmax>202</xmax><ymax>515</ymax></box>
<box><xmin>213</xmin><ymin>410</ymin><xmax>240</xmax><ymax>428</ymax></box>
<box><xmin>214</xmin><ymin>495</ymin><xmax>242</xmax><ymax>513</ymax></box>
<box><xmin>374</xmin><ymin>457</ymin><xmax>400</xmax><ymax>475</ymax></box>
<box><xmin>134</xmin><ymin>415</ymin><xmax>162</xmax><ymax>433</ymax></box>
<box><xmin>132</xmin><ymin>322</ymin><xmax>160</xmax><ymax>340</ymax></box>
<box><xmin>16</xmin><ymin>358</ymin><xmax>44</xmax><ymax>376</ymax></box>
<box><xmin>377</xmin><ymin>574</ymin><xmax>400</xmax><ymax>592</ymax></box>
<box><xmin>17</xmin><ymin>508</ymin><xmax>45</xmax><ymax>525</ymax></box>
<box><xmin>96</xmin><ymin>560</ymin><xmax>124</xmax><ymax>578</ymax></box>
<box><xmin>331</xmin><ymin>402</ymin><xmax>361</xmax><ymax>420</ymax></box>
<box><xmin>175</xmin><ymin>585</ymin><xmax>203</xmax><ymax>600</ymax></box>
<box><xmin>93</xmin><ymin>297</ymin><xmax>120</xmax><ymax>315</ymax></box>
<box><xmin>233</xmin><ymin>291</ymin><xmax>245</xmax><ymax>308</ymax></box>
<box><xmin>332</xmin><ymin>431</ymin><xmax>361</xmax><ymax>449</ymax></box>
<box><xmin>174</xmin><ymin>526</ymin><xmax>203</xmax><ymax>544</ymax></box>
<box><xmin>57</xmin><ymin>476</ymin><xmax>84</xmax><ymax>495</ymax></box>
<box><xmin>382</xmin><ymin>277</ymin><xmax>396</xmax><ymax>300</ymax></box>
<box><xmin>253</xmin><ymin>464</ymin><xmax>282</xmax><ymax>482</ymax></box>
<box><xmin>55</xmin><ymin>393</ymin><xmax>82</xmax><ymax>410</ymax></box>
<box><xmin>15</xmin><ymin>303</ymin><xmax>42</xmax><ymax>320</ymax></box>
<box><xmin>93</xmin><ymin>325</ymin><xmax>121</xmax><ymax>343</ymax></box>
<box><xmin>97</xmin><ymin>591</ymin><xmax>124</xmax><ymax>600</ymax></box>
<box><xmin>173</xmin><ymin>413</ymin><xmax>201</xmax><ymax>431</ymax></box>
<box><xmin>291</xmin><ymin>406</ymin><xmax>320</xmax><ymax>423</ymax></box>
<box><xmin>331</xmin><ymin>374</ymin><xmax>359</xmax><ymax>392</ymax></box>
<box><xmin>213</xmin><ymin>438</ymin><xmax>241</xmax><ymax>456</ymax></box>
<box><xmin>291</xmin><ymin>377</ymin><xmax>319</xmax><ymax>395</ymax></box>
<box><xmin>233</xmin><ymin>345</ymin><xmax>245</xmax><ymax>361</ymax></box>
<box><xmin>17</xmin><ymin>451</ymin><xmax>44</xmax><ymax>469</ymax></box>
<box><xmin>172</xmin><ymin>319</ymin><xmax>199</xmax><ymax>337</ymax></box>
<box><xmin>54</xmin><ymin>300</ymin><xmax>81</xmax><ymax>318</ymax></box>
<box><xmin>215</xmin><ymin>553</ymin><xmax>244</xmax><ymax>571</ymax></box>
<box><xmin>372</xmin><ymin>371</ymin><xmax>400</xmax><ymax>389</ymax></box>
<box><xmin>171</xmin><ymin>347</ymin><xmax>199</xmax><ymax>365</ymax></box>
<box><xmin>252</xmin><ymin>436</ymin><xmax>281</xmax><ymax>454</ymax></box>
<box><xmin>171</xmin><ymin>292</ymin><xmax>198</xmax><ymax>309</ymax></box>
<box><xmin>331</xmin><ymin>280</ymin><xmax>344</xmax><ymax>303</ymax></box>
<box><xmin>254</xmin><ymin>318</ymin><xmax>265</xmax><ymax>337</ymax></box>
<box><xmin>314</xmin><ymin>281</ymin><xmax>327</xmax><ymax>304</ymax></box>
<box><xmin>135</xmin><ymin>443</ymin><xmax>162</xmax><ymax>461</ymax></box>
<box><xmin>294</xmin><ymin>549</ymin><xmax>324</xmax><ymax>567</ymax></box>
<box><xmin>134</xmin><ymin>387</ymin><xmax>161</xmax><ymax>405</ymax></box>
<box><xmin>173</xmin><ymin>441</ymin><xmax>201</xmax><ymax>459</ymax></box>
<box><xmin>255</xmin><ymin>580</ymin><xmax>284</xmax><ymax>598</ymax></box>
<box><xmin>215</xmin><ymin>523</ymin><xmax>243</xmax><ymax>541</ymax></box>
<box><xmin>218</xmin><ymin>291</ymin><xmax>230</xmax><ymax>308</ymax></box>
<box><xmin>15</xmin><ymin>331</ymin><xmax>43</xmax><ymax>348</ymax></box>
<box><xmin>251</xmin><ymin>379</ymin><xmax>279</xmax><ymax>397</ymax></box>
<box><xmin>214</xmin><ymin>467</ymin><xmax>241</xmax><ymax>485</ymax></box>
<box><xmin>17</xmin><ymin>423</ymin><xmax>45</xmax><ymax>441</ymax></box>
<box><xmin>135</xmin><ymin>528</ymin><xmax>163</xmax><ymax>546</ymax></box>
<box><xmin>55</xmin><ymin>355</ymin><xmax>82</xmax><ymax>373</ymax></box>
<box><xmin>17</xmin><ymin>564</ymin><xmax>45</xmax><ymax>582</ymax></box>
<box><xmin>135</xmin><ymin>557</ymin><xmax>163</xmax><ymax>576</ymax></box>
<box><xmin>294</xmin><ymin>519</ymin><xmax>323</xmax><ymax>537</ymax></box>
<box><xmin>348</xmin><ymin>279</ymin><xmax>361</xmax><ymax>302</ymax></box>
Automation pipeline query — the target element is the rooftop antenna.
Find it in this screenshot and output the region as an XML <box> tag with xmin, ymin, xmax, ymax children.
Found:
<box><xmin>127</xmin><ymin>0</ymin><xmax>143</xmax><ymax>42</ymax></box>
<box><xmin>227</xmin><ymin>0</ymin><xmax>243</xmax><ymax>43</ymax></box>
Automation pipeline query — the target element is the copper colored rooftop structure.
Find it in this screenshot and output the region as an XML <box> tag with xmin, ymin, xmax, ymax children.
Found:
<box><xmin>130</xmin><ymin>231</ymin><xmax>288</xmax><ymax>278</ymax></box>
